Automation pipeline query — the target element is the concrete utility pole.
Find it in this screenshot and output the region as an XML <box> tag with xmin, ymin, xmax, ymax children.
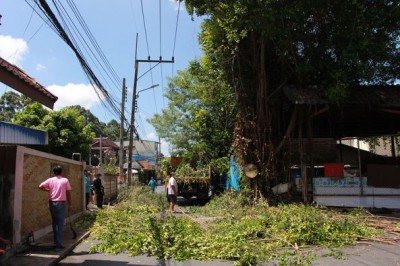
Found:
<box><xmin>119</xmin><ymin>78</ymin><xmax>126</xmax><ymax>189</ymax></box>
<box><xmin>127</xmin><ymin>33</ymin><xmax>174</xmax><ymax>187</ymax></box>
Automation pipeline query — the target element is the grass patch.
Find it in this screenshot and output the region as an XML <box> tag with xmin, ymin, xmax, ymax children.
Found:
<box><xmin>88</xmin><ymin>187</ymin><xmax>380</xmax><ymax>265</ymax></box>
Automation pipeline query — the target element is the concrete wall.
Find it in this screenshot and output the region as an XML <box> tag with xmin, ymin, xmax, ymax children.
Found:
<box><xmin>102</xmin><ymin>174</ymin><xmax>118</xmax><ymax>204</ymax></box>
<box><xmin>13</xmin><ymin>146</ymin><xmax>84</xmax><ymax>244</ymax></box>
<box><xmin>313</xmin><ymin>176</ymin><xmax>400</xmax><ymax>209</ymax></box>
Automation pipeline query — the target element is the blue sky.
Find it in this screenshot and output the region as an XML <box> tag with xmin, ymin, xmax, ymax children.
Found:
<box><xmin>0</xmin><ymin>0</ymin><xmax>203</xmax><ymax>156</ymax></box>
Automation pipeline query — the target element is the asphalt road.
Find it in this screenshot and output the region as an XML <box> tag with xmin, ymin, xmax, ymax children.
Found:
<box><xmin>58</xmin><ymin>239</ymin><xmax>233</xmax><ymax>266</ymax></box>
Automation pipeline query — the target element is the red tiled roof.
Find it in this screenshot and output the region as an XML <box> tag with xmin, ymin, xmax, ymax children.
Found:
<box><xmin>138</xmin><ymin>160</ymin><xmax>155</xmax><ymax>170</ymax></box>
<box><xmin>0</xmin><ymin>57</ymin><xmax>58</xmax><ymax>108</ymax></box>
<box><xmin>92</xmin><ymin>137</ymin><xmax>120</xmax><ymax>150</ymax></box>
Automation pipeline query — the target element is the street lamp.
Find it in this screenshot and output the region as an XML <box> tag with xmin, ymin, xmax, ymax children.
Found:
<box><xmin>127</xmin><ymin>83</ymin><xmax>160</xmax><ymax>187</ymax></box>
<box><xmin>136</xmin><ymin>84</ymin><xmax>159</xmax><ymax>99</ymax></box>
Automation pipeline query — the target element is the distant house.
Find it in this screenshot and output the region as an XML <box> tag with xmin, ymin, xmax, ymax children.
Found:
<box><xmin>91</xmin><ymin>137</ymin><xmax>120</xmax><ymax>157</ymax></box>
<box><xmin>116</xmin><ymin>139</ymin><xmax>160</xmax><ymax>183</ymax></box>
<box><xmin>117</xmin><ymin>139</ymin><xmax>160</xmax><ymax>169</ymax></box>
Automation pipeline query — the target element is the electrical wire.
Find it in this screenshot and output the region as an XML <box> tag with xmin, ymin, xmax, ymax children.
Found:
<box><xmin>139</xmin><ymin>0</ymin><xmax>158</xmax><ymax>114</ymax></box>
<box><xmin>29</xmin><ymin>0</ymin><xmax>131</xmax><ymax>127</ymax></box>
<box><xmin>11</xmin><ymin>4</ymin><xmax>36</xmax><ymax>63</ymax></box>
<box><xmin>52</xmin><ymin>0</ymin><xmax>116</xmax><ymax>92</ymax></box>
<box><xmin>24</xmin><ymin>1</ymin><xmax>57</xmax><ymax>33</ymax></box>
<box><xmin>31</xmin><ymin>0</ymin><xmax>124</xmax><ymax>123</ymax></box>
<box><xmin>159</xmin><ymin>0</ymin><xmax>165</xmax><ymax>108</ymax></box>
<box><xmin>22</xmin><ymin>5</ymin><xmax>35</xmax><ymax>36</ymax></box>
<box><xmin>171</xmin><ymin>0</ymin><xmax>182</xmax><ymax>77</ymax></box>
<box><xmin>67</xmin><ymin>0</ymin><xmax>121</xmax><ymax>88</ymax></box>
<box><xmin>57</xmin><ymin>0</ymin><xmax>121</xmax><ymax>92</ymax></box>
<box><xmin>26</xmin><ymin>23</ymin><xmax>45</xmax><ymax>43</ymax></box>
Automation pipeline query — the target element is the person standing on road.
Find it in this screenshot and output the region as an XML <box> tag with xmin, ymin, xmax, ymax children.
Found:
<box><xmin>148</xmin><ymin>176</ymin><xmax>156</xmax><ymax>192</ymax></box>
<box><xmin>167</xmin><ymin>172</ymin><xmax>178</xmax><ymax>213</ymax></box>
<box><xmin>93</xmin><ymin>173</ymin><xmax>104</xmax><ymax>209</ymax></box>
<box><xmin>38</xmin><ymin>165</ymin><xmax>72</xmax><ymax>251</ymax></box>
<box><xmin>84</xmin><ymin>170</ymin><xmax>91</xmax><ymax>210</ymax></box>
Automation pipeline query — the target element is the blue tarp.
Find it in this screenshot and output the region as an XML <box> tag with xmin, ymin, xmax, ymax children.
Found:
<box><xmin>132</xmin><ymin>155</ymin><xmax>156</xmax><ymax>164</ymax></box>
<box><xmin>227</xmin><ymin>156</ymin><xmax>240</xmax><ymax>191</ymax></box>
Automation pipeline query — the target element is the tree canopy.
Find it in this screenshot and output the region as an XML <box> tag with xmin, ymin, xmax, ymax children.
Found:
<box><xmin>103</xmin><ymin>119</ymin><xmax>121</xmax><ymax>141</ymax></box>
<box><xmin>13</xmin><ymin>103</ymin><xmax>95</xmax><ymax>159</ymax></box>
<box><xmin>184</xmin><ymin>0</ymin><xmax>400</xmax><ymax>194</ymax></box>
<box><xmin>149</xmin><ymin>59</ymin><xmax>236</xmax><ymax>165</ymax></box>
<box><xmin>0</xmin><ymin>91</ymin><xmax>32</xmax><ymax>122</ymax></box>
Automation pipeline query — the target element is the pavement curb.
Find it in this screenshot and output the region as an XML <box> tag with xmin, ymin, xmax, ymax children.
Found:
<box><xmin>47</xmin><ymin>230</ymin><xmax>91</xmax><ymax>266</ymax></box>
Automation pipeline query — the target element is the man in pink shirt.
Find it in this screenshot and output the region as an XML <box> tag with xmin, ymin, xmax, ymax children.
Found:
<box><xmin>39</xmin><ymin>165</ymin><xmax>72</xmax><ymax>251</ymax></box>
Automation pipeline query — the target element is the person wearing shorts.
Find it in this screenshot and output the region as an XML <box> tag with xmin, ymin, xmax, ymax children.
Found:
<box><xmin>166</xmin><ymin>172</ymin><xmax>178</xmax><ymax>213</ymax></box>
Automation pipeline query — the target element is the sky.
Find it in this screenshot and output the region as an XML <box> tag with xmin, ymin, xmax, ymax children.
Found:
<box><xmin>0</xmin><ymin>0</ymin><xmax>204</xmax><ymax>156</ymax></box>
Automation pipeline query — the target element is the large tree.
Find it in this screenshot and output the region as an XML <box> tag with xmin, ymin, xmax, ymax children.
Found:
<box><xmin>185</xmin><ymin>1</ymin><xmax>400</xmax><ymax>194</ymax></box>
<box><xmin>67</xmin><ymin>105</ymin><xmax>106</xmax><ymax>137</ymax></box>
<box><xmin>0</xmin><ymin>91</ymin><xmax>32</xmax><ymax>122</ymax></box>
<box><xmin>103</xmin><ymin>119</ymin><xmax>121</xmax><ymax>141</ymax></box>
<box><xmin>149</xmin><ymin>59</ymin><xmax>236</xmax><ymax>165</ymax></box>
<box><xmin>14</xmin><ymin>104</ymin><xmax>95</xmax><ymax>159</ymax></box>
<box><xmin>13</xmin><ymin>102</ymin><xmax>49</xmax><ymax>128</ymax></box>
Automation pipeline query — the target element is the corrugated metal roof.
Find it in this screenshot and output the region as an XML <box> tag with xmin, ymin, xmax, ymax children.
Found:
<box><xmin>123</xmin><ymin>161</ymin><xmax>142</xmax><ymax>169</ymax></box>
<box><xmin>0</xmin><ymin>121</ymin><xmax>48</xmax><ymax>145</ymax></box>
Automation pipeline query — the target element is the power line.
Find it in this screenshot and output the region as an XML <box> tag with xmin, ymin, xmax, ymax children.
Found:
<box><xmin>159</xmin><ymin>0</ymin><xmax>165</xmax><ymax>108</ymax></box>
<box><xmin>171</xmin><ymin>0</ymin><xmax>182</xmax><ymax>77</ymax></box>
<box><xmin>139</xmin><ymin>0</ymin><xmax>157</xmax><ymax>113</ymax></box>
<box><xmin>26</xmin><ymin>23</ymin><xmax>45</xmax><ymax>43</ymax></box>
<box><xmin>139</xmin><ymin>0</ymin><xmax>153</xmax><ymax>83</ymax></box>
<box><xmin>30</xmin><ymin>0</ymin><xmax>124</xmax><ymax>123</ymax></box>
<box><xmin>67</xmin><ymin>0</ymin><xmax>121</xmax><ymax>87</ymax></box>
<box><xmin>55</xmin><ymin>0</ymin><xmax>121</xmax><ymax>92</ymax></box>
<box><xmin>22</xmin><ymin>5</ymin><xmax>35</xmax><ymax>36</ymax></box>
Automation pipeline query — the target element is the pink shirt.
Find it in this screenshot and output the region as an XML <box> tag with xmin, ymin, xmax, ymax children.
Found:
<box><xmin>39</xmin><ymin>176</ymin><xmax>72</xmax><ymax>201</ymax></box>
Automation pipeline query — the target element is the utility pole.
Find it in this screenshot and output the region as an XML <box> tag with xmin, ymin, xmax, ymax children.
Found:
<box><xmin>127</xmin><ymin>33</ymin><xmax>174</xmax><ymax>187</ymax></box>
<box><xmin>119</xmin><ymin>78</ymin><xmax>126</xmax><ymax>189</ymax></box>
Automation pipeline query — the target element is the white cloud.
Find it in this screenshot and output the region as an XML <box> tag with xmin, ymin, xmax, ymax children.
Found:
<box><xmin>35</xmin><ymin>63</ymin><xmax>46</xmax><ymax>71</ymax></box>
<box><xmin>146</xmin><ymin>132</ymin><xmax>157</xmax><ymax>140</ymax></box>
<box><xmin>0</xmin><ymin>35</ymin><xmax>28</xmax><ymax>64</ymax></box>
<box><xmin>169</xmin><ymin>0</ymin><xmax>182</xmax><ymax>11</ymax></box>
<box><xmin>160</xmin><ymin>139</ymin><xmax>170</xmax><ymax>156</ymax></box>
<box><xmin>46</xmin><ymin>83</ymin><xmax>105</xmax><ymax>110</ymax></box>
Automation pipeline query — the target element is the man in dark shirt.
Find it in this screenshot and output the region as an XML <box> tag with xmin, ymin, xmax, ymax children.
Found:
<box><xmin>93</xmin><ymin>173</ymin><xmax>104</xmax><ymax>209</ymax></box>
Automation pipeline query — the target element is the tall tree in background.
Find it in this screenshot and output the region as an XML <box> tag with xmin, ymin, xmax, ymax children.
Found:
<box><xmin>185</xmin><ymin>1</ymin><xmax>400</xmax><ymax>194</ymax></box>
<box><xmin>67</xmin><ymin>105</ymin><xmax>106</xmax><ymax>137</ymax></box>
<box><xmin>14</xmin><ymin>104</ymin><xmax>95</xmax><ymax>159</ymax></box>
<box><xmin>149</xmin><ymin>59</ymin><xmax>236</xmax><ymax>165</ymax></box>
<box><xmin>103</xmin><ymin>119</ymin><xmax>121</xmax><ymax>141</ymax></box>
<box><xmin>13</xmin><ymin>102</ymin><xmax>49</xmax><ymax>128</ymax></box>
<box><xmin>43</xmin><ymin>107</ymin><xmax>95</xmax><ymax>159</ymax></box>
<box><xmin>0</xmin><ymin>91</ymin><xmax>32</xmax><ymax>122</ymax></box>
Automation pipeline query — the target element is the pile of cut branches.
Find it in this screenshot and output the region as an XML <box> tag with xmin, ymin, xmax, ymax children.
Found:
<box><xmin>88</xmin><ymin>187</ymin><xmax>383</xmax><ymax>265</ymax></box>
